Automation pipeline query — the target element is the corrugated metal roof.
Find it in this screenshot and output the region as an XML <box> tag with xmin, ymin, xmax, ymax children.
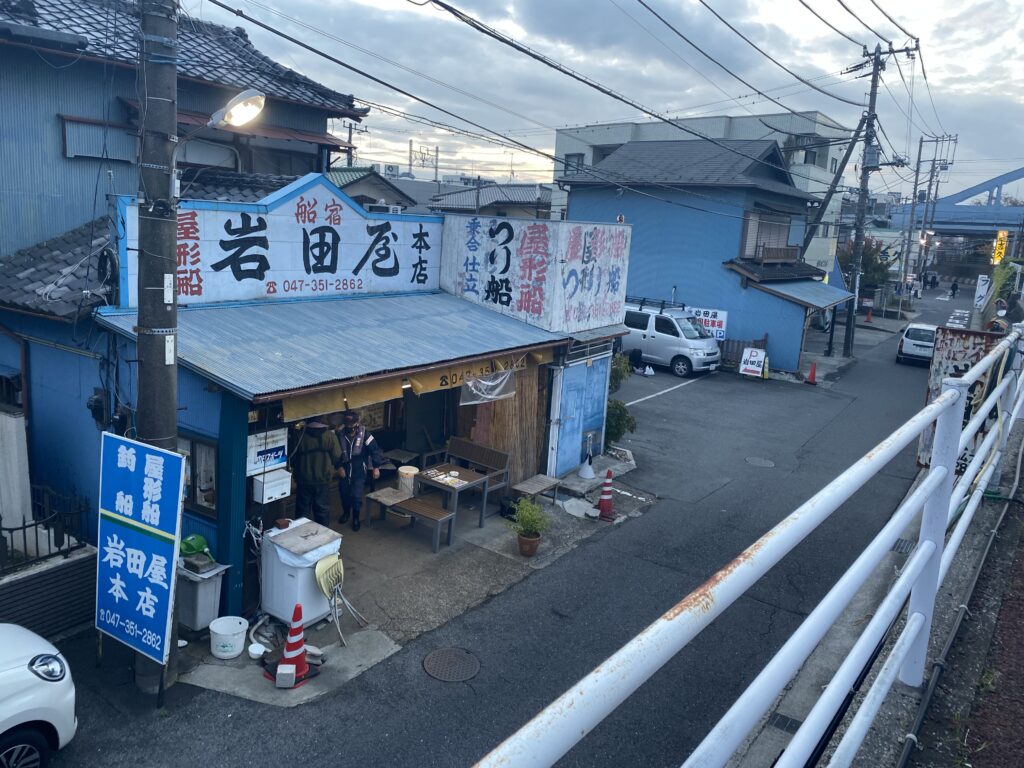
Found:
<box><xmin>571</xmin><ymin>324</ymin><xmax>628</xmax><ymax>342</ymax></box>
<box><xmin>95</xmin><ymin>293</ymin><xmax>567</xmax><ymax>400</ymax></box>
<box><xmin>431</xmin><ymin>184</ymin><xmax>552</xmax><ymax>211</ymax></box>
<box><xmin>751</xmin><ymin>279</ymin><xmax>853</xmax><ymax>309</ymax></box>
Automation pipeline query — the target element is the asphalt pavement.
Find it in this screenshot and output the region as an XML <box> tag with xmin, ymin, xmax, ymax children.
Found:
<box><xmin>53</xmin><ymin>289</ymin><xmax>976</xmax><ymax>768</ymax></box>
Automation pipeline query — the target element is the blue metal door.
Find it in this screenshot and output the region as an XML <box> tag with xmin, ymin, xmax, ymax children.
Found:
<box><xmin>554</xmin><ymin>363</ymin><xmax>587</xmax><ymax>476</ymax></box>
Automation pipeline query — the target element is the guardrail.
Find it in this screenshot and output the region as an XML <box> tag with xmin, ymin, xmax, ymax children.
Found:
<box><xmin>0</xmin><ymin>486</ymin><xmax>87</xmax><ymax>576</ymax></box>
<box><xmin>476</xmin><ymin>325</ymin><xmax>1024</xmax><ymax>768</ymax></box>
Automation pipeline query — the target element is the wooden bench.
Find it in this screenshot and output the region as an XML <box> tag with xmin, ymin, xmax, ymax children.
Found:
<box><xmin>512</xmin><ymin>474</ymin><xmax>561</xmax><ymax>504</ymax></box>
<box><xmin>364</xmin><ymin>487</ymin><xmax>413</xmax><ymax>527</ymax></box>
<box><xmin>391</xmin><ymin>494</ymin><xmax>456</xmax><ymax>553</ymax></box>
<box><xmin>445</xmin><ymin>437</ymin><xmax>510</xmax><ymax>497</ymax></box>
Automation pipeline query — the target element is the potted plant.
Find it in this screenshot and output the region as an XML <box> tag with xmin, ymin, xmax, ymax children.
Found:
<box><xmin>506</xmin><ymin>496</ymin><xmax>551</xmax><ymax>557</ymax></box>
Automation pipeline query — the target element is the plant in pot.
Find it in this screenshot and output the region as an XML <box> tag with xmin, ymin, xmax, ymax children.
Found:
<box><xmin>505</xmin><ymin>496</ymin><xmax>551</xmax><ymax>557</ymax></box>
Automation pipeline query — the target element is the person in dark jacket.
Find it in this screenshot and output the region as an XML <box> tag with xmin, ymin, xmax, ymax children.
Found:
<box><xmin>950</xmin><ymin>280</ymin><xmax>959</xmax><ymax>299</ymax></box>
<box><xmin>291</xmin><ymin>419</ymin><xmax>342</xmax><ymax>527</ymax></box>
<box><xmin>336</xmin><ymin>410</ymin><xmax>383</xmax><ymax>531</ymax></box>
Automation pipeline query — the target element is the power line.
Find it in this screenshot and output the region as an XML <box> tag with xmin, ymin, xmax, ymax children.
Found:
<box><xmin>916</xmin><ymin>49</ymin><xmax>948</xmax><ymax>135</ymax></box>
<box><xmin>795</xmin><ymin>0</ymin><xmax>865</xmax><ymax>48</ymax></box>
<box><xmin>880</xmin><ymin>75</ymin><xmax>937</xmax><ymax>138</ymax></box>
<box><xmin>628</xmin><ymin>0</ymin><xmax>813</xmax><ymax>118</ymax></box>
<box><xmin>426</xmin><ymin>0</ymin><xmax>857</xmax><ymax>188</ymax></box>
<box><xmin>833</xmin><ymin>0</ymin><xmax>891</xmax><ymax>44</ymax></box>
<box><xmin>867</xmin><ymin>0</ymin><xmax>915</xmax><ymax>40</ymax></box>
<box><xmin>695</xmin><ymin>0</ymin><xmax>863</xmax><ymax>106</ymax></box>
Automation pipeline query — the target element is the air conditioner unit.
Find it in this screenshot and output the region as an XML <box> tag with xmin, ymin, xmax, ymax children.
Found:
<box><xmin>384</xmin><ymin>164</ymin><xmax>400</xmax><ymax>177</ymax></box>
<box><xmin>388</xmin><ymin>205</ymin><xmax>402</xmax><ymax>215</ymax></box>
<box><xmin>370</xmin><ymin>163</ymin><xmax>381</xmax><ymax>173</ymax></box>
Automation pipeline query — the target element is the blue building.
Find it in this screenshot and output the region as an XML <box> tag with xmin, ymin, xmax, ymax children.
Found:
<box><xmin>561</xmin><ymin>139</ymin><xmax>852</xmax><ymax>371</ymax></box>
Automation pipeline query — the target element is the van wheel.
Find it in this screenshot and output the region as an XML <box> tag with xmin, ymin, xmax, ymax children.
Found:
<box><xmin>0</xmin><ymin>727</ymin><xmax>51</xmax><ymax>768</ymax></box>
<box><xmin>671</xmin><ymin>356</ymin><xmax>692</xmax><ymax>378</ymax></box>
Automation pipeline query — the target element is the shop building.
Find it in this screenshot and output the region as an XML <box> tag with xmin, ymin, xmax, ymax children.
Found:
<box><xmin>0</xmin><ymin>172</ymin><xmax>630</xmax><ymax>615</ymax></box>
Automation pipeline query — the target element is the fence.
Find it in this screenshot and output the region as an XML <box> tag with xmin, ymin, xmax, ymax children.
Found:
<box><xmin>476</xmin><ymin>325</ymin><xmax>1024</xmax><ymax>767</ymax></box>
<box><xmin>0</xmin><ymin>486</ymin><xmax>88</xmax><ymax>576</ymax></box>
<box><xmin>719</xmin><ymin>334</ymin><xmax>768</xmax><ymax>369</ymax></box>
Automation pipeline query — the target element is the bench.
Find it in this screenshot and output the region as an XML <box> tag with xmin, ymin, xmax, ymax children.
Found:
<box><xmin>364</xmin><ymin>487</ymin><xmax>414</xmax><ymax>527</ymax></box>
<box><xmin>445</xmin><ymin>437</ymin><xmax>510</xmax><ymax>497</ymax></box>
<box><xmin>390</xmin><ymin>494</ymin><xmax>456</xmax><ymax>553</ymax></box>
<box><xmin>512</xmin><ymin>474</ymin><xmax>561</xmax><ymax>504</ymax></box>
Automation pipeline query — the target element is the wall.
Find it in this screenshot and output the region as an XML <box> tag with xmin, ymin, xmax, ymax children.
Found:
<box><xmin>471</xmin><ymin>363</ymin><xmax>542</xmax><ymax>485</ymax></box>
<box><xmin>567</xmin><ymin>186</ymin><xmax>809</xmax><ymax>371</ymax></box>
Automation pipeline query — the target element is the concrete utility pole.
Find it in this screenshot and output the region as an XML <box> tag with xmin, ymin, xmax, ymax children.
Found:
<box><xmin>842</xmin><ymin>44</ymin><xmax>884</xmax><ymax>358</ymax></box>
<box><xmin>899</xmin><ymin>136</ymin><xmax>925</xmax><ymax>292</ymax></box>
<box><xmin>136</xmin><ymin>0</ymin><xmax>179</xmax><ymax>694</ymax></box>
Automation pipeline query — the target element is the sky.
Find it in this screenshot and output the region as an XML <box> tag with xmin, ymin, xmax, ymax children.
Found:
<box><xmin>187</xmin><ymin>0</ymin><xmax>1024</xmax><ymax>201</ymax></box>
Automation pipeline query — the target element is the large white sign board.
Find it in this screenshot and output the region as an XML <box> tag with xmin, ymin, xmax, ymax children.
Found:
<box><xmin>122</xmin><ymin>177</ymin><xmax>442</xmax><ymax>306</ymax></box>
<box><xmin>440</xmin><ymin>215</ymin><xmax>630</xmax><ymax>334</ymax></box>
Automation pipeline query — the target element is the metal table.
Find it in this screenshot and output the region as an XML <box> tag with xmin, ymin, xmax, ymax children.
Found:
<box><xmin>415</xmin><ymin>463</ymin><xmax>491</xmax><ymax>528</ymax></box>
<box><xmin>383</xmin><ymin>448</ymin><xmax>420</xmax><ymax>467</ymax></box>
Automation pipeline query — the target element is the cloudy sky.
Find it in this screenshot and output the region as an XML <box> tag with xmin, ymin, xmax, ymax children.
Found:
<box><xmin>188</xmin><ymin>0</ymin><xmax>1024</xmax><ymax>200</ymax></box>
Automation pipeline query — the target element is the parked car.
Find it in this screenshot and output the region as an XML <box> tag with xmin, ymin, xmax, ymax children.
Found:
<box><xmin>896</xmin><ymin>323</ymin><xmax>937</xmax><ymax>364</ymax></box>
<box><xmin>621</xmin><ymin>301</ymin><xmax>721</xmax><ymax>377</ymax></box>
<box><xmin>0</xmin><ymin>624</ymin><xmax>77</xmax><ymax>767</ymax></box>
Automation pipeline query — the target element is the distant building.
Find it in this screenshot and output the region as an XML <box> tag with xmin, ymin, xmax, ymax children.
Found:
<box><xmin>553</xmin><ymin>111</ymin><xmax>852</xmax><ymax>274</ymax></box>
<box><xmin>326</xmin><ymin>167</ymin><xmax>417</xmax><ymax>212</ymax></box>
<box><xmin>430</xmin><ymin>183</ymin><xmax>552</xmax><ymax>219</ymax></box>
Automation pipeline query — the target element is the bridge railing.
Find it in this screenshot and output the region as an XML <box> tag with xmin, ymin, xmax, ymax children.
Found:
<box><xmin>475</xmin><ymin>325</ymin><xmax>1024</xmax><ymax>768</ymax></box>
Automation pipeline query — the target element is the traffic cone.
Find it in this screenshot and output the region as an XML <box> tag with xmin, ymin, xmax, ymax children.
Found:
<box><xmin>865</xmin><ymin>307</ymin><xmax>873</xmax><ymax>323</ymax></box>
<box><xmin>595</xmin><ymin>470</ymin><xmax>615</xmax><ymax>522</ymax></box>
<box><xmin>806</xmin><ymin>361</ymin><xmax>817</xmax><ymax>386</ymax></box>
<box><xmin>264</xmin><ymin>603</ymin><xmax>319</xmax><ymax>687</ymax></box>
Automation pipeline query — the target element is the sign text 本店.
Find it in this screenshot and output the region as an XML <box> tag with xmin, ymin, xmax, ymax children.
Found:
<box><xmin>440</xmin><ymin>215</ymin><xmax>631</xmax><ymax>334</ymax></box>
<box><xmin>124</xmin><ymin>179</ymin><xmax>442</xmax><ymax>306</ymax></box>
<box><xmin>96</xmin><ymin>433</ymin><xmax>185</xmax><ymax>664</ymax></box>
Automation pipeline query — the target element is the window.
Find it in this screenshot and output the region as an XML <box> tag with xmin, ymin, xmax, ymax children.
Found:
<box><xmin>830</xmin><ymin>157</ymin><xmax>839</xmax><ymax>173</ymax></box>
<box><xmin>564</xmin><ymin>153</ymin><xmax>584</xmax><ymax>173</ymax></box>
<box><xmin>654</xmin><ymin>316</ymin><xmax>680</xmax><ymax>337</ymax></box>
<box><xmin>905</xmin><ymin>328</ymin><xmax>935</xmax><ymax>343</ymax></box>
<box><xmin>803</xmin><ymin>149</ymin><xmax>817</xmax><ymax>166</ymax></box>
<box><xmin>624</xmin><ymin>310</ymin><xmax>649</xmax><ymax>331</ymax></box>
<box><xmin>177</xmin><ymin>435</ymin><xmax>217</xmax><ymax>518</ymax></box>
<box><xmin>677</xmin><ymin>317</ymin><xmax>712</xmax><ymax>340</ymax></box>
<box><xmin>743</xmin><ymin>213</ymin><xmax>793</xmax><ymax>258</ymax></box>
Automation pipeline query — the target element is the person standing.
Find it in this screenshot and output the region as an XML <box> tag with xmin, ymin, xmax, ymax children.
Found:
<box><xmin>290</xmin><ymin>419</ymin><xmax>342</xmax><ymax>527</ymax></box>
<box><xmin>951</xmin><ymin>280</ymin><xmax>959</xmax><ymax>299</ymax></box>
<box><xmin>336</xmin><ymin>410</ymin><xmax>383</xmax><ymax>531</ymax></box>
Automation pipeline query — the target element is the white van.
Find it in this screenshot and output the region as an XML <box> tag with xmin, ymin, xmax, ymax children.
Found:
<box><xmin>620</xmin><ymin>301</ymin><xmax>722</xmax><ymax>377</ymax></box>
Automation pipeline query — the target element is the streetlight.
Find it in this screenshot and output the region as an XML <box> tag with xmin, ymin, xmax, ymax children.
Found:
<box><xmin>169</xmin><ymin>88</ymin><xmax>265</xmax><ymax>199</ymax></box>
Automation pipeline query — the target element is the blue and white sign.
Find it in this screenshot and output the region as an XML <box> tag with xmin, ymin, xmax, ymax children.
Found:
<box><xmin>95</xmin><ymin>433</ymin><xmax>185</xmax><ymax>664</ymax></box>
<box><xmin>246</xmin><ymin>428</ymin><xmax>288</xmax><ymax>476</ymax></box>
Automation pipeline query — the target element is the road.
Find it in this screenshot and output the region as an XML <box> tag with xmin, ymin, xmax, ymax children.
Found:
<box><xmin>54</xmin><ymin>289</ymin><xmax>972</xmax><ymax>768</ymax></box>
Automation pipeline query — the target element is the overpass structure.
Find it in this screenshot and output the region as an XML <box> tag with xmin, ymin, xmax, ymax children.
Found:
<box><xmin>892</xmin><ymin>166</ymin><xmax>1024</xmax><ymax>238</ymax></box>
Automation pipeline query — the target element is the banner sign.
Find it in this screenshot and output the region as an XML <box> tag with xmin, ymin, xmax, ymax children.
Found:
<box><xmin>122</xmin><ymin>177</ymin><xmax>442</xmax><ymax>307</ymax></box>
<box><xmin>918</xmin><ymin>327</ymin><xmax>1004</xmax><ymax>473</ymax></box>
<box><xmin>96</xmin><ymin>433</ymin><xmax>185</xmax><ymax>665</ymax></box>
<box><xmin>246</xmin><ymin>428</ymin><xmax>288</xmax><ymax>477</ymax></box>
<box><xmin>440</xmin><ymin>215</ymin><xmax>631</xmax><ymax>334</ymax></box>
<box><xmin>688</xmin><ymin>306</ymin><xmax>729</xmax><ymax>340</ymax></box>
<box><xmin>973</xmin><ymin>274</ymin><xmax>992</xmax><ymax>311</ymax></box>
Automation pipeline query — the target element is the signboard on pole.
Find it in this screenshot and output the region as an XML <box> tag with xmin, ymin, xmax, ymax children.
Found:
<box><xmin>96</xmin><ymin>433</ymin><xmax>185</xmax><ymax>664</ymax></box>
<box><xmin>688</xmin><ymin>306</ymin><xmax>729</xmax><ymax>340</ymax></box>
<box><xmin>739</xmin><ymin>348</ymin><xmax>766</xmax><ymax>378</ymax></box>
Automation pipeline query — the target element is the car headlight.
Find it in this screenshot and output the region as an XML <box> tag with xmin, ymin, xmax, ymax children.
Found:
<box><xmin>29</xmin><ymin>654</ymin><xmax>66</xmax><ymax>682</ymax></box>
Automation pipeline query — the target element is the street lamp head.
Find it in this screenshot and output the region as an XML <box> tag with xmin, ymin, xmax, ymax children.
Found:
<box><xmin>209</xmin><ymin>89</ymin><xmax>265</xmax><ymax>128</ymax></box>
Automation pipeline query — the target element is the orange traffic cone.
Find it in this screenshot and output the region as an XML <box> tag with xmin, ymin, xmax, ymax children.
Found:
<box><xmin>264</xmin><ymin>603</ymin><xmax>319</xmax><ymax>687</ymax></box>
<box><xmin>595</xmin><ymin>470</ymin><xmax>615</xmax><ymax>522</ymax></box>
<box><xmin>865</xmin><ymin>307</ymin><xmax>873</xmax><ymax>323</ymax></box>
<box><xmin>806</xmin><ymin>361</ymin><xmax>817</xmax><ymax>386</ymax></box>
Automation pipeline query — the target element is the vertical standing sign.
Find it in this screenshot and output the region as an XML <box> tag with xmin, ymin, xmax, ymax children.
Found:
<box><xmin>96</xmin><ymin>432</ymin><xmax>185</xmax><ymax>664</ymax></box>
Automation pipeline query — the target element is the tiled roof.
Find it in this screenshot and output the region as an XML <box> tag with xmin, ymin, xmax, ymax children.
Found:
<box><xmin>560</xmin><ymin>139</ymin><xmax>814</xmax><ymax>201</ymax></box>
<box><xmin>0</xmin><ymin>219</ymin><xmax>111</xmax><ymax>319</ymax></box>
<box><xmin>430</xmin><ymin>184</ymin><xmax>552</xmax><ymax>211</ymax></box>
<box><xmin>723</xmin><ymin>258</ymin><xmax>826</xmax><ymax>282</ymax></box>
<box><xmin>325</xmin><ymin>168</ymin><xmax>418</xmax><ymax>207</ymax></box>
<box><xmin>326</xmin><ymin>167</ymin><xmax>375</xmax><ymax>187</ymax></box>
<box><xmin>179</xmin><ymin>169</ymin><xmax>297</xmax><ymax>203</ymax></box>
<box><xmin>387</xmin><ymin>177</ymin><xmax>471</xmax><ymax>213</ymax></box>
<box><xmin>0</xmin><ymin>0</ymin><xmax>366</xmax><ymax>116</ymax></box>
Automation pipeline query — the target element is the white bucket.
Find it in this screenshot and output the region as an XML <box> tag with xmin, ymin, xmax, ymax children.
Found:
<box><xmin>398</xmin><ymin>465</ymin><xmax>419</xmax><ymax>495</ymax></box>
<box><xmin>209</xmin><ymin>616</ymin><xmax>247</xmax><ymax>659</ymax></box>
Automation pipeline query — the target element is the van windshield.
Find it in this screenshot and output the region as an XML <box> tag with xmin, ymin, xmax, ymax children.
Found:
<box><xmin>678</xmin><ymin>317</ymin><xmax>712</xmax><ymax>340</ymax></box>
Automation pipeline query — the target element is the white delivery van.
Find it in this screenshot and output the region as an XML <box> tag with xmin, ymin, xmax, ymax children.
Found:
<box><xmin>620</xmin><ymin>300</ymin><xmax>721</xmax><ymax>377</ymax></box>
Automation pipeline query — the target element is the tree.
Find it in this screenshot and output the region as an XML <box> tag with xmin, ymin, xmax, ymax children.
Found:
<box><xmin>838</xmin><ymin>236</ymin><xmax>892</xmax><ymax>287</ymax></box>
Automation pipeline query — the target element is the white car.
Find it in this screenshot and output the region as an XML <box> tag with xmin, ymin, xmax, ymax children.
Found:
<box><xmin>0</xmin><ymin>624</ymin><xmax>77</xmax><ymax>768</ymax></box>
<box><xmin>896</xmin><ymin>323</ymin><xmax>937</xmax><ymax>364</ymax></box>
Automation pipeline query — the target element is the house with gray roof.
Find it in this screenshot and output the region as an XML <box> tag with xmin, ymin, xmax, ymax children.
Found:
<box><xmin>430</xmin><ymin>183</ymin><xmax>552</xmax><ymax>219</ymax></box>
<box><xmin>561</xmin><ymin>138</ymin><xmax>852</xmax><ymax>371</ymax></box>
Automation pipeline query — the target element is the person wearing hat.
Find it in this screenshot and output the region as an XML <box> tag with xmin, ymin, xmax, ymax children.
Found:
<box><xmin>290</xmin><ymin>419</ymin><xmax>343</xmax><ymax>527</ymax></box>
<box><xmin>336</xmin><ymin>409</ymin><xmax>383</xmax><ymax>531</ymax></box>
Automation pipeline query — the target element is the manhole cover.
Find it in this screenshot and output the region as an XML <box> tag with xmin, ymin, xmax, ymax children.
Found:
<box><xmin>745</xmin><ymin>456</ymin><xmax>775</xmax><ymax>468</ymax></box>
<box><xmin>423</xmin><ymin>648</ymin><xmax>480</xmax><ymax>682</ymax></box>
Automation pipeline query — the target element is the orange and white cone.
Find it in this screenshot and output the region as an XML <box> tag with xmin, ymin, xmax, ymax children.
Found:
<box><xmin>595</xmin><ymin>469</ymin><xmax>615</xmax><ymax>522</ymax></box>
<box><xmin>264</xmin><ymin>603</ymin><xmax>319</xmax><ymax>687</ymax></box>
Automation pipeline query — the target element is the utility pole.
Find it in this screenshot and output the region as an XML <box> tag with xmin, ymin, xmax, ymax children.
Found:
<box><xmin>408</xmin><ymin>138</ymin><xmax>413</xmax><ymax>175</ymax></box>
<box><xmin>136</xmin><ymin>0</ymin><xmax>179</xmax><ymax>694</ymax></box>
<box><xmin>434</xmin><ymin>146</ymin><xmax>439</xmax><ymax>183</ymax></box>
<box><xmin>475</xmin><ymin>175</ymin><xmax>482</xmax><ymax>214</ymax></box>
<box><xmin>843</xmin><ymin>44</ymin><xmax>884</xmax><ymax>358</ymax></box>
<box><xmin>347</xmin><ymin>124</ymin><xmax>353</xmax><ymax>167</ymax></box>
<box><xmin>897</xmin><ymin>136</ymin><xmax>924</xmax><ymax>319</ymax></box>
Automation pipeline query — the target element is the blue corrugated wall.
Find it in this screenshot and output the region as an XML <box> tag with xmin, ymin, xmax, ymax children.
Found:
<box><xmin>568</xmin><ymin>186</ymin><xmax>808</xmax><ymax>371</ymax></box>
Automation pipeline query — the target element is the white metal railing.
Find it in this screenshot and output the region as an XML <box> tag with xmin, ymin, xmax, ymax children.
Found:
<box><xmin>476</xmin><ymin>325</ymin><xmax>1024</xmax><ymax>768</ymax></box>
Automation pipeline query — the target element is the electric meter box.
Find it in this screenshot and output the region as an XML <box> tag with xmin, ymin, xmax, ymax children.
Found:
<box><xmin>252</xmin><ymin>468</ymin><xmax>292</xmax><ymax>504</ymax></box>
